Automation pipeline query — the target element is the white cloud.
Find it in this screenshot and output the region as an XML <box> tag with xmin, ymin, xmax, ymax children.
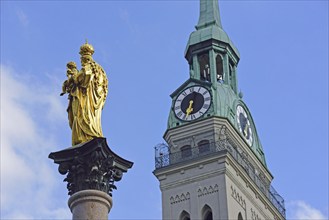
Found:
<box><xmin>119</xmin><ymin>8</ymin><xmax>140</xmax><ymax>35</ymax></box>
<box><xmin>16</xmin><ymin>9</ymin><xmax>29</xmax><ymax>28</ymax></box>
<box><xmin>0</xmin><ymin>65</ymin><xmax>70</xmax><ymax>219</ymax></box>
<box><xmin>287</xmin><ymin>200</ymin><xmax>328</xmax><ymax>220</ymax></box>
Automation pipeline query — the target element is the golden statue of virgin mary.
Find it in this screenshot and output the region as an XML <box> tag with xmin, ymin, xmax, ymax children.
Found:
<box><xmin>61</xmin><ymin>42</ymin><xmax>108</xmax><ymax>146</ymax></box>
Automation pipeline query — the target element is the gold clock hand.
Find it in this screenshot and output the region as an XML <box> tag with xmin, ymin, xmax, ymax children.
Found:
<box><xmin>243</xmin><ymin>123</ymin><xmax>249</xmax><ymax>137</ymax></box>
<box><xmin>185</xmin><ymin>100</ymin><xmax>194</xmax><ymax>119</ymax></box>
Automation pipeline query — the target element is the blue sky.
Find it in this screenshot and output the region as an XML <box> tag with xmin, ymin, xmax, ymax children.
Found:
<box><xmin>1</xmin><ymin>0</ymin><xmax>328</xmax><ymax>219</ymax></box>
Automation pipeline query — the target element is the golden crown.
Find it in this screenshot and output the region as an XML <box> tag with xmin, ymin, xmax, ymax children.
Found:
<box><xmin>79</xmin><ymin>41</ymin><xmax>94</xmax><ymax>56</ymax></box>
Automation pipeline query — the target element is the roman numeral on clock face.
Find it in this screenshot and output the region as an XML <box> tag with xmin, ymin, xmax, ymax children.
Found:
<box><xmin>203</xmin><ymin>104</ymin><xmax>209</xmax><ymax>109</ymax></box>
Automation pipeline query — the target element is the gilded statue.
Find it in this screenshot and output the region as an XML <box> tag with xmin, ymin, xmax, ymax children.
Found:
<box><xmin>61</xmin><ymin>42</ymin><xmax>108</xmax><ymax>146</ymax></box>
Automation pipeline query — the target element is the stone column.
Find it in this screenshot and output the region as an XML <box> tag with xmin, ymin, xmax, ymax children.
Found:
<box><xmin>193</xmin><ymin>55</ymin><xmax>200</xmax><ymax>80</ymax></box>
<box><xmin>68</xmin><ymin>190</ymin><xmax>112</xmax><ymax>220</ymax></box>
<box><xmin>49</xmin><ymin>137</ymin><xmax>133</xmax><ymax>220</ymax></box>
<box><xmin>209</xmin><ymin>49</ymin><xmax>217</xmax><ymax>84</ymax></box>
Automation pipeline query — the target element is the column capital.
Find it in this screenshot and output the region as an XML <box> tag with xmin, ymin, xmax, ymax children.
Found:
<box><xmin>49</xmin><ymin>137</ymin><xmax>133</xmax><ymax>196</ymax></box>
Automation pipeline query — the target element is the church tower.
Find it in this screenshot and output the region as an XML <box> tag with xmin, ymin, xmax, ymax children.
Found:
<box><xmin>153</xmin><ymin>1</ymin><xmax>286</xmax><ymax>220</ymax></box>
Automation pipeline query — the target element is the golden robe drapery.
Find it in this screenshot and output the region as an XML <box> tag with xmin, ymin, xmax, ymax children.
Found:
<box><xmin>63</xmin><ymin>42</ymin><xmax>108</xmax><ymax>146</ymax></box>
<box><xmin>68</xmin><ymin>61</ymin><xmax>108</xmax><ymax>146</ymax></box>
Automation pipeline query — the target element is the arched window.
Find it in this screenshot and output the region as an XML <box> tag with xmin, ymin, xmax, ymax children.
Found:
<box><xmin>238</xmin><ymin>212</ymin><xmax>243</xmax><ymax>220</ymax></box>
<box><xmin>181</xmin><ymin>145</ymin><xmax>192</xmax><ymax>158</ymax></box>
<box><xmin>180</xmin><ymin>210</ymin><xmax>191</xmax><ymax>220</ymax></box>
<box><xmin>198</xmin><ymin>54</ymin><xmax>210</xmax><ymax>82</ymax></box>
<box><xmin>228</xmin><ymin>61</ymin><xmax>237</xmax><ymax>92</ymax></box>
<box><xmin>198</xmin><ymin>140</ymin><xmax>210</xmax><ymax>154</ymax></box>
<box><xmin>202</xmin><ymin>205</ymin><xmax>213</xmax><ymax>220</ymax></box>
<box><xmin>216</xmin><ymin>55</ymin><xmax>223</xmax><ymax>82</ymax></box>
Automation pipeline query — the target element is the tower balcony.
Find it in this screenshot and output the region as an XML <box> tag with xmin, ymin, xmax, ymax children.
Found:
<box><xmin>154</xmin><ymin>140</ymin><xmax>286</xmax><ymax>218</ymax></box>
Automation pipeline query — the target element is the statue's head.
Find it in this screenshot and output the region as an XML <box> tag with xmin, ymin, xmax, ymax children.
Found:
<box><xmin>67</xmin><ymin>61</ymin><xmax>77</xmax><ymax>69</ymax></box>
<box><xmin>80</xmin><ymin>41</ymin><xmax>94</xmax><ymax>65</ymax></box>
<box><xmin>66</xmin><ymin>61</ymin><xmax>77</xmax><ymax>76</ymax></box>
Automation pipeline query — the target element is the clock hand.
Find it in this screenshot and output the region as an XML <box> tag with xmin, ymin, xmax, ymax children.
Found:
<box><xmin>186</xmin><ymin>91</ymin><xmax>197</xmax><ymax>118</ymax></box>
<box><xmin>243</xmin><ymin>123</ymin><xmax>249</xmax><ymax>137</ymax></box>
<box><xmin>185</xmin><ymin>100</ymin><xmax>194</xmax><ymax>119</ymax></box>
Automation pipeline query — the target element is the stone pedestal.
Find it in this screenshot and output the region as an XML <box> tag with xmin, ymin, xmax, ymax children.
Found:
<box><xmin>68</xmin><ymin>190</ymin><xmax>112</xmax><ymax>220</ymax></box>
<box><xmin>49</xmin><ymin>137</ymin><xmax>133</xmax><ymax>220</ymax></box>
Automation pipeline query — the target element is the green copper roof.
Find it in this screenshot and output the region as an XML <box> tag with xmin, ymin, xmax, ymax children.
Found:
<box><xmin>196</xmin><ymin>0</ymin><xmax>222</xmax><ymax>29</ymax></box>
<box><xmin>185</xmin><ymin>0</ymin><xmax>239</xmax><ymax>58</ymax></box>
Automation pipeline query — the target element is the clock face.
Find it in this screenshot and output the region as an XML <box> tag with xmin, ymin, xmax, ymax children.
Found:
<box><xmin>174</xmin><ymin>86</ymin><xmax>211</xmax><ymax>121</ymax></box>
<box><xmin>236</xmin><ymin>105</ymin><xmax>253</xmax><ymax>146</ymax></box>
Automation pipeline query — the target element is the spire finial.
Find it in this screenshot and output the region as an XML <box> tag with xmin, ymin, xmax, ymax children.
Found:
<box><xmin>196</xmin><ymin>0</ymin><xmax>222</xmax><ymax>30</ymax></box>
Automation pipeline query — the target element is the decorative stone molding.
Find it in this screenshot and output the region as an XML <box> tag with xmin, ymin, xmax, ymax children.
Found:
<box><xmin>49</xmin><ymin>138</ymin><xmax>133</xmax><ymax>196</ymax></box>
<box><xmin>178</xmin><ymin>137</ymin><xmax>193</xmax><ymax>147</ymax></box>
<box><xmin>217</xmin><ymin>126</ymin><xmax>272</xmax><ymax>200</ymax></box>
<box><xmin>251</xmin><ymin>208</ymin><xmax>262</xmax><ymax>220</ymax></box>
<box><xmin>231</xmin><ymin>185</ymin><xmax>246</xmax><ymax>210</ymax></box>
<box><xmin>216</xmin><ymin>125</ymin><xmax>234</xmax><ymax>154</ymax></box>
<box><xmin>193</xmin><ymin>131</ymin><xmax>215</xmax><ymax>147</ymax></box>
<box><xmin>218</xmin><ymin>125</ymin><xmax>227</xmax><ymax>141</ymax></box>
<box><xmin>198</xmin><ymin>184</ymin><xmax>219</xmax><ymax>197</ymax></box>
<box><xmin>170</xmin><ymin>192</ymin><xmax>190</xmax><ymax>204</ymax></box>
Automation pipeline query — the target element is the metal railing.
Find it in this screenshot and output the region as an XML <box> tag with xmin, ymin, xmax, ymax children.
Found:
<box><xmin>154</xmin><ymin>141</ymin><xmax>285</xmax><ymax>217</ymax></box>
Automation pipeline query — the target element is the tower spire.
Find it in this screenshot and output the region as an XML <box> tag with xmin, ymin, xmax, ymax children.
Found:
<box><xmin>196</xmin><ymin>0</ymin><xmax>222</xmax><ymax>30</ymax></box>
<box><xmin>185</xmin><ymin>0</ymin><xmax>239</xmax><ymax>61</ymax></box>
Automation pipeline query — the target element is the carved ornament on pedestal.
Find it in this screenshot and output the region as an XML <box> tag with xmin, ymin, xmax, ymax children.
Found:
<box><xmin>49</xmin><ymin>137</ymin><xmax>133</xmax><ymax>196</ymax></box>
